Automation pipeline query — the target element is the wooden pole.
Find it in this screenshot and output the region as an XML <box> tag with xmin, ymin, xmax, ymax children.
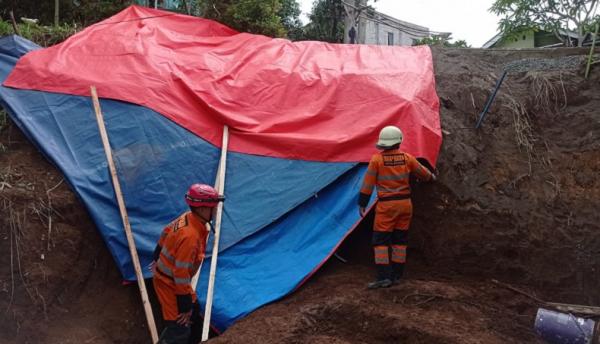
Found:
<box><xmin>190</xmin><ymin>133</ymin><xmax>226</xmax><ymax>290</ymax></box>
<box><xmin>585</xmin><ymin>23</ymin><xmax>599</xmax><ymax>79</ymax></box>
<box><xmin>54</xmin><ymin>0</ymin><xmax>59</xmax><ymax>26</ymax></box>
<box><xmin>201</xmin><ymin>125</ymin><xmax>229</xmax><ymax>341</ymax></box>
<box><xmin>90</xmin><ymin>86</ymin><xmax>159</xmax><ymax>343</ymax></box>
<box><xmin>182</xmin><ymin>0</ymin><xmax>192</xmax><ymax>15</ymax></box>
<box><xmin>9</xmin><ymin>11</ymin><xmax>20</xmax><ymax>36</ymax></box>
<box><xmin>547</xmin><ymin>302</ymin><xmax>600</xmax><ymax>316</ymax></box>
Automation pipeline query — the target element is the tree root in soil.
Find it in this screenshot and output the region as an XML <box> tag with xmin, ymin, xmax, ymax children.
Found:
<box><xmin>521</xmin><ymin>71</ymin><xmax>568</xmax><ymax>114</ymax></box>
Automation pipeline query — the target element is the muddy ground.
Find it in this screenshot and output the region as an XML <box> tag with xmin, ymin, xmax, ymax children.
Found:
<box><xmin>0</xmin><ymin>46</ymin><xmax>599</xmax><ymax>343</ymax></box>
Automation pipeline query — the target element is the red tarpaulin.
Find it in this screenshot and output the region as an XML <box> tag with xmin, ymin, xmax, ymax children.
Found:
<box><xmin>5</xmin><ymin>5</ymin><xmax>441</xmax><ymax>164</ymax></box>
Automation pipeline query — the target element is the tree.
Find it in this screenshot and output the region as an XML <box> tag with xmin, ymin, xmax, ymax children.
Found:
<box><xmin>303</xmin><ymin>0</ymin><xmax>378</xmax><ymax>43</ymax></box>
<box><xmin>1</xmin><ymin>0</ymin><xmax>131</xmax><ymax>26</ymax></box>
<box><xmin>278</xmin><ymin>0</ymin><xmax>304</xmax><ymax>40</ymax></box>
<box><xmin>303</xmin><ymin>0</ymin><xmax>345</xmax><ymax>42</ymax></box>
<box><xmin>200</xmin><ymin>0</ymin><xmax>287</xmax><ymax>37</ymax></box>
<box><xmin>413</xmin><ymin>35</ymin><xmax>470</xmax><ymax>48</ymax></box>
<box><xmin>490</xmin><ymin>0</ymin><xmax>600</xmax><ymax>47</ymax></box>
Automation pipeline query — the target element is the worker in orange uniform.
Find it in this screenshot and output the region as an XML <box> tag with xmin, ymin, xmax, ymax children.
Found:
<box><xmin>359</xmin><ymin>126</ymin><xmax>435</xmax><ymax>289</ymax></box>
<box><xmin>151</xmin><ymin>184</ymin><xmax>224</xmax><ymax>344</ymax></box>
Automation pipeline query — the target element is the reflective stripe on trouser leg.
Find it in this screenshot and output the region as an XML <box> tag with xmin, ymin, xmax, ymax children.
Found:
<box><xmin>392</xmin><ymin>228</ymin><xmax>408</xmax><ymax>263</ymax></box>
<box><xmin>372</xmin><ymin>231</ymin><xmax>392</xmax><ymax>265</ymax></box>
<box><xmin>373</xmin><ymin>246</ymin><xmax>390</xmax><ymax>265</ymax></box>
<box><xmin>391</xmin><ymin>245</ymin><xmax>407</xmax><ymax>263</ymax></box>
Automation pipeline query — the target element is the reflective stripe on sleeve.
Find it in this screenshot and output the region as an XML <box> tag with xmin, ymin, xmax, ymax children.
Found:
<box><xmin>377</xmin><ymin>173</ymin><xmax>409</xmax><ymax>181</ymax></box>
<box><xmin>157</xmin><ymin>259</ymin><xmax>174</xmax><ymax>277</ymax></box>
<box><xmin>174</xmin><ymin>277</ymin><xmax>191</xmax><ymax>285</ymax></box>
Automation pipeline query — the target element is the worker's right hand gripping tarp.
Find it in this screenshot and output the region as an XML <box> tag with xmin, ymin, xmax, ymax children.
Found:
<box><xmin>0</xmin><ymin>5</ymin><xmax>442</xmax><ymax>332</ymax></box>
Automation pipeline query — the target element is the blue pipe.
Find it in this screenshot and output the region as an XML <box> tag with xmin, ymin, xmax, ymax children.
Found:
<box><xmin>475</xmin><ymin>70</ymin><xmax>508</xmax><ymax>129</ymax></box>
<box><xmin>535</xmin><ymin>308</ymin><xmax>597</xmax><ymax>344</ymax></box>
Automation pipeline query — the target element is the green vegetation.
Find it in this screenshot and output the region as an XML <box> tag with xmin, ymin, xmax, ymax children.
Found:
<box><xmin>200</xmin><ymin>0</ymin><xmax>284</xmax><ymax>37</ymax></box>
<box><xmin>302</xmin><ymin>0</ymin><xmax>346</xmax><ymax>43</ymax></box>
<box><xmin>0</xmin><ymin>20</ymin><xmax>79</xmax><ymax>47</ymax></box>
<box><xmin>2</xmin><ymin>0</ymin><xmax>130</xmax><ymax>27</ymax></box>
<box><xmin>490</xmin><ymin>0</ymin><xmax>599</xmax><ymax>47</ymax></box>
<box><xmin>0</xmin><ymin>21</ymin><xmax>79</xmax><ymax>46</ymax></box>
<box><xmin>413</xmin><ymin>35</ymin><xmax>470</xmax><ymax>48</ymax></box>
<box><xmin>193</xmin><ymin>0</ymin><xmax>302</xmax><ymax>38</ymax></box>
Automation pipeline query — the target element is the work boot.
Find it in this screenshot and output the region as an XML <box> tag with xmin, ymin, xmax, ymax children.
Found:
<box><xmin>368</xmin><ymin>265</ymin><xmax>393</xmax><ymax>289</ymax></box>
<box><xmin>367</xmin><ymin>278</ymin><xmax>392</xmax><ymax>289</ymax></box>
<box><xmin>392</xmin><ymin>263</ymin><xmax>405</xmax><ymax>284</ymax></box>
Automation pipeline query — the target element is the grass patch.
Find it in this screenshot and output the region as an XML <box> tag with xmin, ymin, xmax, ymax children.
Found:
<box><xmin>0</xmin><ymin>20</ymin><xmax>79</xmax><ymax>47</ymax></box>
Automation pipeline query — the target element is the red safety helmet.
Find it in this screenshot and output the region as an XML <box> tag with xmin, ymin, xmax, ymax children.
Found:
<box><xmin>185</xmin><ymin>184</ymin><xmax>224</xmax><ymax>208</ymax></box>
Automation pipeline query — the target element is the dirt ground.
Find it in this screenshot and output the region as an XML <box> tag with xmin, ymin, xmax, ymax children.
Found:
<box><xmin>0</xmin><ymin>46</ymin><xmax>599</xmax><ymax>343</ymax></box>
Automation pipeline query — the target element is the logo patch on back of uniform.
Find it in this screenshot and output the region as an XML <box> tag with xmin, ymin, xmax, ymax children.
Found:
<box><xmin>382</xmin><ymin>154</ymin><xmax>406</xmax><ymax>166</ymax></box>
<box><xmin>173</xmin><ymin>216</ymin><xmax>188</xmax><ymax>232</ymax></box>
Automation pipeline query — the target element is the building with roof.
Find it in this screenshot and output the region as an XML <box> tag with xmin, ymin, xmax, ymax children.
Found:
<box><xmin>342</xmin><ymin>0</ymin><xmax>446</xmax><ymax>46</ymax></box>
<box><xmin>483</xmin><ymin>29</ymin><xmax>596</xmax><ymax>48</ymax></box>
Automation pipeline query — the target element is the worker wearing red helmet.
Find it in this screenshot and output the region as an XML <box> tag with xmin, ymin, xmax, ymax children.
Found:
<box><xmin>151</xmin><ymin>184</ymin><xmax>224</xmax><ymax>344</ymax></box>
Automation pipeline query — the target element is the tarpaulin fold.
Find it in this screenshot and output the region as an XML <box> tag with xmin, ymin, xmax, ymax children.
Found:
<box><xmin>4</xmin><ymin>5</ymin><xmax>441</xmax><ymax>164</ymax></box>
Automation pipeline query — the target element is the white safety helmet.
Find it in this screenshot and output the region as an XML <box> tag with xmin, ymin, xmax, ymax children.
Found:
<box><xmin>376</xmin><ymin>126</ymin><xmax>403</xmax><ymax>149</ymax></box>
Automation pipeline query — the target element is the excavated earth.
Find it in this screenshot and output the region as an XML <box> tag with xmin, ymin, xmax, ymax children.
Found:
<box><xmin>0</xmin><ymin>46</ymin><xmax>599</xmax><ymax>343</ymax></box>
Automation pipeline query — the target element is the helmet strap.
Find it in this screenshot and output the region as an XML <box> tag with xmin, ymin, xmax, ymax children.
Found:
<box><xmin>204</xmin><ymin>219</ymin><xmax>214</xmax><ymax>233</ymax></box>
<box><xmin>190</xmin><ymin>207</ymin><xmax>214</xmax><ymax>228</ymax></box>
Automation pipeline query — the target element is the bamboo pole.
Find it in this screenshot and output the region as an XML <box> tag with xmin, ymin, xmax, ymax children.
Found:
<box><xmin>54</xmin><ymin>0</ymin><xmax>59</xmax><ymax>26</ymax></box>
<box><xmin>90</xmin><ymin>86</ymin><xmax>159</xmax><ymax>343</ymax></box>
<box><xmin>9</xmin><ymin>11</ymin><xmax>20</xmax><ymax>36</ymax></box>
<box><xmin>547</xmin><ymin>302</ymin><xmax>600</xmax><ymax>316</ymax></box>
<box><xmin>585</xmin><ymin>23</ymin><xmax>599</xmax><ymax>79</ymax></box>
<box><xmin>201</xmin><ymin>125</ymin><xmax>229</xmax><ymax>341</ymax></box>
<box><xmin>190</xmin><ymin>130</ymin><xmax>226</xmax><ymax>290</ymax></box>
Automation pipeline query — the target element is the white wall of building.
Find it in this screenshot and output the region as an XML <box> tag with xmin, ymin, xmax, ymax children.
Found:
<box><xmin>363</xmin><ymin>20</ymin><xmax>424</xmax><ymax>46</ymax></box>
<box><xmin>346</xmin><ymin>12</ymin><xmax>429</xmax><ymax>46</ymax></box>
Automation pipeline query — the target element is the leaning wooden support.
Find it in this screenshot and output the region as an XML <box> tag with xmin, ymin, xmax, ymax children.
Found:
<box><xmin>191</xmin><ymin>136</ymin><xmax>225</xmax><ymax>290</ymax></box>
<box><xmin>585</xmin><ymin>23</ymin><xmax>599</xmax><ymax>79</ymax></box>
<box><xmin>90</xmin><ymin>86</ymin><xmax>159</xmax><ymax>343</ymax></box>
<box><xmin>547</xmin><ymin>302</ymin><xmax>600</xmax><ymax>316</ymax></box>
<box><xmin>9</xmin><ymin>11</ymin><xmax>20</xmax><ymax>36</ymax></box>
<box><xmin>201</xmin><ymin>125</ymin><xmax>229</xmax><ymax>341</ymax></box>
<box><xmin>492</xmin><ymin>278</ymin><xmax>600</xmax><ymax>317</ymax></box>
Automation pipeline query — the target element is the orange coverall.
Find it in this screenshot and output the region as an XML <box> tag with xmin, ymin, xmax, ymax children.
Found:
<box><xmin>359</xmin><ymin>149</ymin><xmax>432</xmax><ymax>280</ymax></box>
<box><xmin>153</xmin><ymin>211</ymin><xmax>208</xmax><ymax>322</ymax></box>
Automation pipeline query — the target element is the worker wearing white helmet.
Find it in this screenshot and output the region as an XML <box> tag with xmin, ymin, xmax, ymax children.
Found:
<box><xmin>359</xmin><ymin>126</ymin><xmax>436</xmax><ymax>289</ymax></box>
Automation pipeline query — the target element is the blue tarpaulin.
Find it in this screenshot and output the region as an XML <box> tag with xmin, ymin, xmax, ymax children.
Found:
<box><xmin>0</xmin><ymin>35</ymin><xmax>367</xmax><ymax>330</ymax></box>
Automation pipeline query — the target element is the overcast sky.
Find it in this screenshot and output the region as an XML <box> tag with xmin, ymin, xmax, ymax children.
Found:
<box><xmin>298</xmin><ymin>0</ymin><xmax>502</xmax><ymax>47</ymax></box>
